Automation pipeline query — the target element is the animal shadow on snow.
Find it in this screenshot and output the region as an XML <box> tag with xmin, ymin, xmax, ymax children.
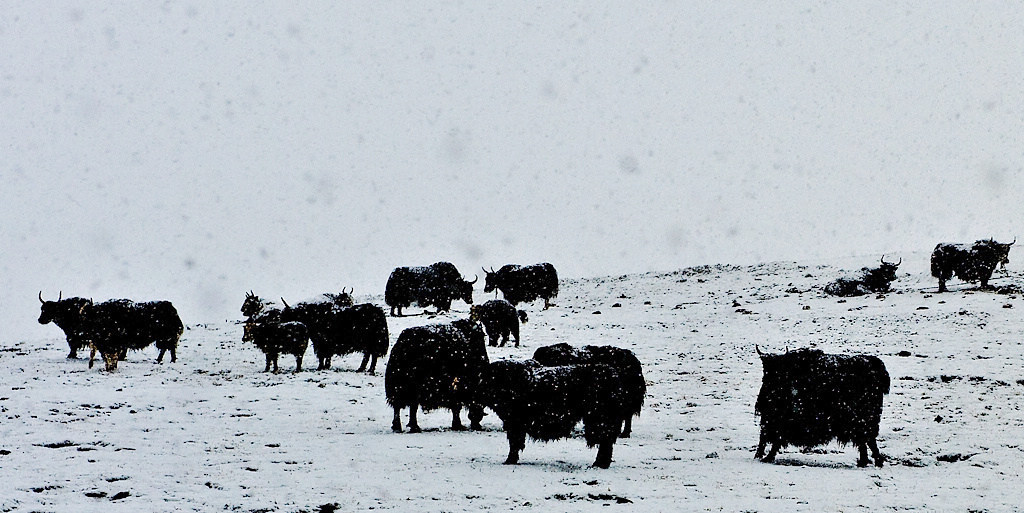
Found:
<box><xmin>769</xmin><ymin>455</ymin><xmax>881</xmax><ymax>470</ymax></box>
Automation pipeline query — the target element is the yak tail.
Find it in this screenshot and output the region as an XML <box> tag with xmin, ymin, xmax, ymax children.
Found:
<box><xmin>518</xmin><ymin>310</ymin><xmax>529</xmax><ymax>323</ymax></box>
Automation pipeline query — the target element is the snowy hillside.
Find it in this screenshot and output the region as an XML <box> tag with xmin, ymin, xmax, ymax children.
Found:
<box><xmin>3</xmin><ymin>254</ymin><xmax>1023</xmax><ymax>512</ymax></box>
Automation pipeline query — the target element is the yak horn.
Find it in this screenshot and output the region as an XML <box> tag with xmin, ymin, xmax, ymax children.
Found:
<box><xmin>755</xmin><ymin>345</ymin><xmax>763</xmax><ymax>357</ymax></box>
<box><xmin>38</xmin><ymin>291</ymin><xmax>44</xmax><ymax>304</ymax></box>
<box><xmin>280</xmin><ymin>297</ymin><xmax>290</xmax><ymax>308</ymax></box>
<box><xmin>58</xmin><ymin>291</ymin><xmax>62</xmax><ymax>302</ymax></box>
<box><xmin>467</xmin><ymin>275</ymin><xmax>478</xmax><ymax>285</ymax></box>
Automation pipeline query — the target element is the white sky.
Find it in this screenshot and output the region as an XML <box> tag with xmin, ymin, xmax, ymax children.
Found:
<box><xmin>2</xmin><ymin>2</ymin><xmax>1022</xmax><ymax>341</ymax></box>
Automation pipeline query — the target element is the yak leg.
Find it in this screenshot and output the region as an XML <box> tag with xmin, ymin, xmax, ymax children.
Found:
<box><xmin>68</xmin><ymin>344</ymin><xmax>79</xmax><ymax>359</ymax></box>
<box><xmin>89</xmin><ymin>344</ymin><xmax>98</xmax><ymax>369</ymax></box>
<box><xmin>451</xmin><ymin>406</ymin><xmax>466</xmax><ymax>431</ymax></box>
<box><xmin>762</xmin><ymin>442</ymin><xmax>780</xmax><ymax>463</ymax></box>
<box><xmin>103</xmin><ymin>351</ymin><xmax>118</xmax><ymax>372</ymax></box>
<box><xmin>263</xmin><ymin>354</ymin><xmax>273</xmax><ymax>373</ymax></box>
<box><xmin>938</xmin><ymin>278</ymin><xmax>947</xmax><ymax>293</ymax></box>
<box><xmin>468</xmin><ymin>404</ymin><xmax>485</xmax><ymax>431</ymax></box>
<box><xmin>366</xmin><ymin>354</ymin><xmax>379</xmax><ymax>374</ymax></box>
<box><xmin>512</xmin><ymin>326</ymin><xmax>520</xmax><ymax>348</ymax></box>
<box><xmin>407</xmin><ymin>404</ymin><xmax>421</xmax><ymax>433</ymax></box>
<box><xmin>357</xmin><ymin>352</ymin><xmax>371</xmax><ymax>373</ymax></box>
<box><xmin>504</xmin><ymin>430</ymin><xmax>526</xmax><ymax>465</ymax></box>
<box><xmin>118</xmin><ymin>347</ymin><xmax>128</xmax><ymax>361</ymax></box>
<box><xmin>754</xmin><ymin>431</ymin><xmax>768</xmax><ymax>459</ymax></box>
<box><xmin>593</xmin><ymin>441</ymin><xmax>614</xmax><ymax>469</ymax></box>
<box><xmin>488</xmin><ymin>333</ymin><xmax>499</xmax><ymax>347</ymax></box>
<box><xmin>868</xmin><ymin>439</ymin><xmax>884</xmax><ymax>467</ymax></box>
<box><xmin>170</xmin><ymin>346</ymin><xmax>176</xmax><ymax>363</ymax></box>
<box><xmin>157</xmin><ymin>348</ymin><xmax>167</xmax><ymax>363</ymax></box>
<box><xmin>391</xmin><ymin>406</ymin><xmax>404</xmax><ymax>432</ymax></box>
<box><xmin>500</xmin><ymin>331</ymin><xmax>509</xmax><ymax>347</ymax></box>
<box><xmin>856</xmin><ymin>441</ymin><xmax>871</xmax><ymax>467</ymax></box>
<box><xmin>620</xmin><ymin>416</ymin><xmax>633</xmax><ymax>438</ymax></box>
<box><xmin>543</xmin><ymin>297</ymin><xmax>553</xmax><ymax>310</ymax></box>
<box><xmin>272</xmin><ymin>355</ymin><xmax>280</xmax><ymax>374</ymax></box>
<box><xmin>294</xmin><ymin>354</ymin><xmax>303</xmax><ymax>374</ymax></box>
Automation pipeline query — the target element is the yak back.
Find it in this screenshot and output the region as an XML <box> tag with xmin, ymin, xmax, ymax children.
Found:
<box><xmin>931</xmin><ymin>239</ymin><xmax>1011</xmax><ymax>283</ymax></box>
<box><xmin>386</xmin><ymin>262</ymin><xmax>467</xmax><ymax>310</ymax></box>
<box><xmin>756</xmin><ymin>348</ymin><xmax>889</xmax><ymax>447</ymax></box>
<box><xmin>385</xmin><ymin>322</ymin><xmax>488</xmax><ymax>411</ymax></box>
<box><xmin>481</xmin><ymin>359</ymin><xmax>625</xmax><ymax>447</ymax></box>
<box><xmin>486</xmin><ymin>263</ymin><xmax>558</xmax><ymax>304</ymax></box>
<box><xmin>332</xmin><ymin>303</ymin><xmax>390</xmax><ymax>358</ymax></box>
<box><xmin>79</xmin><ymin>299</ymin><xmax>183</xmax><ymax>351</ymax></box>
<box><xmin>532</xmin><ymin>343</ymin><xmax>646</xmax><ymax>416</ymax></box>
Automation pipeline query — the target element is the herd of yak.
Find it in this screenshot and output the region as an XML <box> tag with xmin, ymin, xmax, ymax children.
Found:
<box><xmin>35</xmin><ymin>238</ymin><xmax>1015</xmax><ymax>468</ymax></box>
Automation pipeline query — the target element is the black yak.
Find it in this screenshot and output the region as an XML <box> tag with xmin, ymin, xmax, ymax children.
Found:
<box><xmin>482</xmin><ymin>263</ymin><xmax>558</xmax><ymax>309</ymax></box>
<box><xmin>476</xmin><ymin>359</ymin><xmax>626</xmax><ymax>468</ymax></box>
<box><xmin>469</xmin><ymin>299</ymin><xmax>527</xmax><ymax>347</ymax></box>
<box><xmin>532</xmin><ymin>343</ymin><xmax>646</xmax><ymax>438</ymax></box>
<box><xmin>242</xmin><ymin>310</ymin><xmax>309</xmax><ymax>374</ymax></box>
<box><xmin>279</xmin><ymin>299</ymin><xmax>389</xmax><ymax>373</ymax></box>
<box><xmin>37</xmin><ymin>292</ymin><xmax>92</xmax><ymax>358</ymax></box>
<box><xmin>931</xmin><ymin>238</ymin><xmax>1014</xmax><ymax>292</ymax></box>
<box><xmin>74</xmin><ymin>299</ymin><xmax>184</xmax><ymax>371</ymax></box>
<box><xmin>385</xmin><ymin>320</ymin><xmax>489</xmax><ymax>433</ymax></box>
<box><xmin>755</xmin><ymin>347</ymin><xmax>890</xmax><ymax>467</ymax></box>
<box><xmin>385</xmin><ymin>262</ymin><xmax>476</xmax><ymax>316</ymax></box>
<box><xmin>824</xmin><ymin>256</ymin><xmax>902</xmax><ymax>297</ymax></box>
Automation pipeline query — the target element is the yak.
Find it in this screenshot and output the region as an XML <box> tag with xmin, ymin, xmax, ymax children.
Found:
<box><xmin>931</xmin><ymin>238</ymin><xmax>1014</xmax><ymax>292</ymax></box>
<box><xmin>385</xmin><ymin>262</ymin><xmax>476</xmax><ymax>316</ymax></box>
<box><xmin>475</xmin><ymin>359</ymin><xmax>626</xmax><ymax>468</ymax></box>
<box><xmin>482</xmin><ymin>263</ymin><xmax>558</xmax><ymax>309</ymax></box>
<box><xmin>73</xmin><ymin>299</ymin><xmax>184</xmax><ymax>371</ymax></box>
<box><xmin>242</xmin><ymin>310</ymin><xmax>309</xmax><ymax>374</ymax></box>
<box><xmin>385</xmin><ymin>320</ymin><xmax>489</xmax><ymax>433</ymax></box>
<box><xmin>755</xmin><ymin>347</ymin><xmax>889</xmax><ymax>467</ymax></box>
<box><xmin>532</xmin><ymin>343</ymin><xmax>646</xmax><ymax>438</ymax></box>
<box><xmin>37</xmin><ymin>292</ymin><xmax>92</xmax><ymax>358</ymax></box>
<box><xmin>824</xmin><ymin>256</ymin><xmax>901</xmax><ymax>297</ymax></box>
<box><xmin>469</xmin><ymin>299</ymin><xmax>528</xmax><ymax>347</ymax></box>
<box><xmin>279</xmin><ymin>298</ymin><xmax>389</xmax><ymax>373</ymax></box>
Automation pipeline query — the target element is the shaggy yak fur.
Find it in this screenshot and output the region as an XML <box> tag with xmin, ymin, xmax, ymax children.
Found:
<box><xmin>385</xmin><ymin>320</ymin><xmax>489</xmax><ymax>433</ymax></box>
<box><xmin>279</xmin><ymin>299</ymin><xmax>389</xmax><ymax>373</ymax></box>
<box><xmin>482</xmin><ymin>263</ymin><xmax>559</xmax><ymax>309</ymax></box>
<box><xmin>385</xmin><ymin>261</ymin><xmax>476</xmax><ymax>316</ymax></box>
<box><xmin>469</xmin><ymin>299</ymin><xmax>528</xmax><ymax>347</ymax></box>
<box><xmin>531</xmin><ymin>343</ymin><xmax>646</xmax><ymax>438</ymax></box>
<box><xmin>477</xmin><ymin>359</ymin><xmax>626</xmax><ymax>468</ymax></box>
<box><xmin>37</xmin><ymin>293</ymin><xmax>92</xmax><ymax>358</ymax></box>
<box><xmin>823</xmin><ymin>257</ymin><xmax>901</xmax><ymax>297</ymax></box>
<box><xmin>755</xmin><ymin>348</ymin><xmax>890</xmax><ymax>467</ymax></box>
<box><xmin>73</xmin><ymin>299</ymin><xmax>184</xmax><ymax>371</ymax></box>
<box><xmin>931</xmin><ymin>239</ymin><xmax>1014</xmax><ymax>292</ymax></box>
<box><xmin>242</xmin><ymin>310</ymin><xmax>309</xmax><ymax>374</ymax></box>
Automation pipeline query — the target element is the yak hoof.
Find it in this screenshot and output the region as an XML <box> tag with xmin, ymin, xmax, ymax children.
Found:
<box><xmin>592</xmin><ymin>460</ymin><xmax>611</xmax><ymax>469</ymax></box>
<box><xmin>857</xmin><ymin>459</ymin><xmax>869</xmax><ymax>468</ymax></box>
<box><xmin>407</xmin><ymin>426</ymin><xmax>422</xmax><ymax>434</ymax></box>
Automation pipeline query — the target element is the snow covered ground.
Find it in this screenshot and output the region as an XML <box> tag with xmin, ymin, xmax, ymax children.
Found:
<box><xmin>3</xmin><ymin>253</ymin><xmax>1023</xmax><ymax>512</ymax></box>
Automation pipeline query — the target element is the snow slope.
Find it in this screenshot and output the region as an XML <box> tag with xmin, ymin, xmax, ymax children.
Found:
<box><xmin>2</xmin><ymin>253</ymin><xmax>1023</xmax><ymax>512</ymax></box>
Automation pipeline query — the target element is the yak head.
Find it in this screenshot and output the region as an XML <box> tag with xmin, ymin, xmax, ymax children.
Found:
<box><xmin>325</xmin><ymin>288</ymin><xmax>354</xmax><ymax>308</ymax></box>
<box><xmin>241</xmin><ymin>291</ymin><xmax>265</xmax><ymax>319</ymax></box>
<box><xmin>37</xmin><ymin>291</ymin><xmax>63</xmax><ymax>324</ymax></box>
<box><xmin>975</xmin><ymin>238</ymin><xmax>1015</xmax><ymax>269</ymax></box>
<box><xmin>482</xmin><ymin>267</ymin><xmax>500</xmax><ymax>294</ymax></box>
<box><xmin>457</xmin><ymin>275</ymin><xmax>477</xmax><ymax>306</ymax></box>
<box><xmin>866</xmin><ymin>255</ymin><xmax>902</xmax><ymax>291</ymax></box>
